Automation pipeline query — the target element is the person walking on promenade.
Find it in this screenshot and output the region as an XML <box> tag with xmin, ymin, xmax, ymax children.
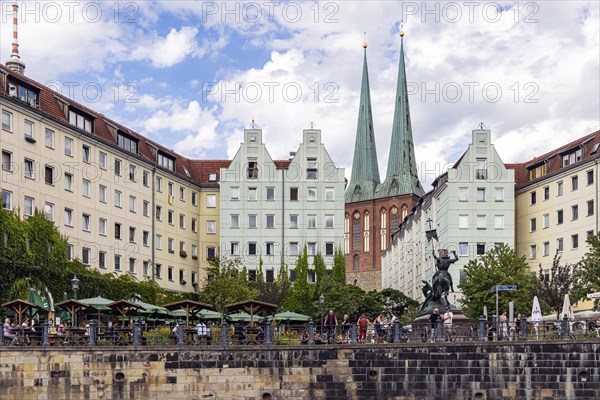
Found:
<box><xmin>341</xmin><ymin>314</ymin><xmax>350</xmax><ymax>343</ymax></box>
<box><xmin>358</xmin><ymin>314</ymin><xmax>369</xmax><ymax>343</ymax></box>
<box><xmin>443</xmin><ymin>306</ymin><xmax>454</xmax><ymax>342</ymax></box>
<box><xmin>429</xmin><ymin>308</ymin><xmax>441</xmax><ymax>343</ymax></box>
<box><xmin>324</xmin><ymin>309</ymin><xmax>337</xmax><ymax>344</ymax></box>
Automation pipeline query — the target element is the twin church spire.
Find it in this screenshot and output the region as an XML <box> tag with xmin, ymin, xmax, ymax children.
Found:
<box><xmin>346</xmin><ymin>32</ymin><xmax>424</xmax><ymax>203</ymax></box>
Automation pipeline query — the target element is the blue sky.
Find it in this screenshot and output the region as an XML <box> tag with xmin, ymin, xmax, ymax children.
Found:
<box><xmin>1</xmin><ymin>1</ymin><xmax>599</xmax><ymax>188</ymax></box>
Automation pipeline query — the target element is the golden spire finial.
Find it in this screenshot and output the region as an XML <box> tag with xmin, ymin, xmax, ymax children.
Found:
<box><xmin>363</xmin><ymin>32</ymin><xmax>367</xmax><ymax>48</ymax></box>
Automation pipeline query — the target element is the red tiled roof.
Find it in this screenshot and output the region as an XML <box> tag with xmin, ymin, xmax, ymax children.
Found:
<box><xmin>274</xmin><ymin>160</ymin><xmax>291</xmax><ymax>169</ymax></box>
<box><xmin>188</xmin><ymin>160</ymin><xmax>231</xmax><ymax>185</ymax></box>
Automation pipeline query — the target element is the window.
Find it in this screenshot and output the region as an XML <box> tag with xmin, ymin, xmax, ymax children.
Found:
<box><xmin>248</xmin><ymin>187</ymin><xmax>257</xmax><ymax>201</ymax></box>
<box><xmin>142</xmin><ymin>230</ymin><xmax>149</xmax><ymax>246</ymax></box>
<box><xmin>44</xmin><ymin>202</ymin><xmax>54</xmax><ymax>221</ymax></box>
<box><xmin>24</xmin><ymin>159</ymin><xmax>34</xmax><ymax>179</ymax></box>
<box><xmin>24</xmin><ymin>120</ymin><xmax>34</xmax><ymax>141</ymax></box>
<box><xmin>206</xmin><ymin>194</ymin><xmax>216</xmax><ymax>208</ymax></box>
<box><xmin>126</xmin><ymin>196</ymin><xmax>135</xmax><ymax>213</ymax></box>
<box><xmin>45</xmin><ymin>128</ymin><xmax>54</xmax><ymax>149</ymax></box>
<box><xmin>459</xmin><ymin>243</ymin><xmax>469</xmax><ymax>256</ymax></box>
<box><xmin>290</xmin><ymin>187</ymin><xmax>298</xmax><ymax>201</ymax></box>
<box><xmin>247</xmin><ymin>158</ymin><xmax>258</xmax><ymax>179</ymax></box>
<box><xmin>155</xmin><ymin>177</ymin><xmax>162</xmax><ymax>192</ymax></box>
<box><xmin>179</xmin><ymin>269</ymin><xmax>185</xmax><ymax>284</ymax></box>
<box><xmin>191</xmin><ymin>218</ymin><xmax>197</xmax><ymax>232</ymax></box>
<box><xmin>168</xmin><ymin>267</ymin><xmax>174</xmax><ymax>281</ymax></box>
<box><xmin>266</xmin><ymin>214</ymin><xmax>274</xmax><ymax>229</ymax></box>
<box><xmin>143</xmin><ymin>261</ymin><xmax>149</xmax><ymax>276</ymax></box>
<box><xmin>69</xmin><ymin>109</ymin><xmax>93</xmax><ymax>133</ymax></box>
<box><xmin>572</xmin><ymin>175</ymin><xmax>578</xmax><ymax>191</ymax></box>
<box><xmin>557</xmin><ymin>209</ymin><xmax>564</xmax><ymax>224</ymax></box>
<box><xmin>325</xmin><ymin>242</ymin><xmax>334</xmax><ymax>256</ymax></box>
<box><xmin>230</xmin><ymin>242</ymin><xmax>239</xmax><ymax>256</ymax></box>
<box><xmin>266</xmin><ymin>187</ymin><xmax>275</xmax><ymax>201</ymax></box>
<box><xmin>543</xmin><ymin>186</ymin><xmax>549</xmax><ymax>200</ymax></box>
<box><xmin>157</xmin><ymin>152</ymin><xmax>175</xmax><ymax>171</ymax></box>
<box><xmin>543</xmin><ymin>242</ymin><xmax>550</xmax><ymax>257</ymax></box>
<box><xmin>476</xmin><ymin>158</ymin><xmax>487</xmax><ymax>179</ymax></box>
<box><xmin>114</xmin><ymin>190</ymin><xmax>122</xmax><ymax>207</ymax></box>
<box><xmin>230</xmin><ymin>214</ymin><xmax>239</xmax><ymax>228</ymax></box>
<box><xmin>64</xmin><ymin>208</ymin><xmax>73</xmax><ymax>227</ymax></box>
<box><xmin>477</xmin><ymin>188</ymin><xmax>485</xmax><ymax>202</ymax></box>
<box><xmin>2</xmin><ymin>151</ymin><xmax>12</xmax><ymax>171</ymax></box>
<box><xmin>458</xmin><ymin>188</ymin><xmax>468</xmax><ymax>201</ymax></box>
<box><xmin>82</xmin><ymin>145</ymin><xmax>90</xmax><ymax>163</ymax></box>
<box><xmin>530</xmin><ymin>245</ymin><xmax>537</xmax><ymax>259</ymax></box>
<box><xmin>156</xmin><ymin>206</ymin><xmax>162</xmax><ymax>221</ymax></box>
<box><xmin>179</xmin><ymin>241</ymin><xmax>185</xmax><ymax>253</ymax></box>
<box><xmin>44</xmin><ymin>165</ymin><xmax>54</xmax><ymax>185</ymax></box>
<box><xmin>572</xmin><ymin>234</ymin><xmax>579</xmax><ymax>249</ymax></box>
<box><xmin>114</xmin><ymin>159</ymin><xmax>121</xmax><ymax>176</ymax></box>
<box><xmin>167</xmin><ymin>210</ymin><xmax>174</xmax><ymax>225</ymax></box>
<box><xmin>207</xmin><ymin>220</ymin><xmax>216</xmax><ymax>234</ymax></box>
<box><xmin>557</xmin><ymin>237</ymin><xmax>563</xmax><ymax>251</ymax></box>
<box><xmin>66</xmin><ymin>245</ymin><xmax>73</xmax><ymax>261</ymax></box>
<box><xmin>588</xmin><ymin>200</ymin><xmax>594</xmax><ymax>216</ymax></box>
<box><xmin>248</xmin><ymin>214</ymin><xmax>257</xmax><ymax>229</ymax></box>
<box><xmin>289</xmin><ymin>242</ymin><xmax>299</xmax><ymax>256</ymax></box>
<box><xmin>142</xmin><ymin>171</ymin><xmax>149</xmax><ymax>187</ymax></box>
<box><xmin>307</xmin><ymin>215</ymin><xmax>316</xmax><ymax>229</ymax></box>
<box><xmin>207</xmin><ymin>247</ymin><xmax>216</xmax><ymax>260</ymax></box>
<box><xmin>530</xmin><ymin>191</ymin><xmax>536</xmax><ymax>205</ymax></box>
<box><xmin>64</xmin><ymin>137</ymin><xmax>73</xmax><ymax>156</ymax></box>
<box><xmin>587</xmin><ymin>170</ymin><xmax>594</xmax><ymax>185</ymax></box>
<box><xmin>572</xmin><ymin>205</ymin><xmax>578</xmax><ymax>220</ymax></box>
<box><xmin>117</xmin><ymin>132</ymin><xmax>138</xmax><ymax>154</ymax></box>
<box><xmin>325</xmin><ymin>215</ymin><xmax>334</xmax><ymax>228</ymax></box>
<box><xmin>156</xmin><ymin>264</ymin><xmax>163</xmax><ymax>278</ymax></box>
<box><xmin>82</xmin><ymin>214</ymin><xmax>90</xmax><ymax>231</ymax></box>
<box><xmin>307</xmin><ymin>242</ymin><xmax>316</xmax><ymax>256</ymax></box>
<box><xmin>325</xmin><ymin>188</ymin><xmax>335</xmax><ymax>201</ymax></box>
<box><xmin>129</xmin><ymin>165</ymin><xmax>136</xmax><ymax>181</ymax></box>
<box><xmin>23</xmin><ymin>196</ymin><xmax>34</xmax><ymax>216</ymax></box>
<box><xmin>458</xmin><ymin>215</ymin><xmax>468</xmax><ymax>229</ymax></box>
<box><xmin>563</xmin><ymin>149</ymin><xmax>582</xmax><ymax>166</ymax></box>
<box><xmin>230</xmin><ymin>187</ymin><xmax>240</xmax><ymax>200</ymax></box>
<box><xmin>115</xmin><ymin>223</ymin><xmax>122</xmax><ymax>240</ymax></box>
<box><xmin>155</xmin><ymin>235</ymin><xmax>162</xmax><ymax>250</ymax></box>
<box><xmin>99</xmin><ymin>152</ymin><xmax>107</xmax><ymax>170</ymax></box>
<box><xmin>208</xmin><ymin>173</ymin><xmax>217</xmax><ymax>182</ymax></box>
<box><xmin>99</xmin><ymin>252</ymin><xmax>106</xmax><ymax>269</ymax></box>
<box><xmin>82</xmin><ymin>247</ymin><xmax>90</xmax><ymax>265</ymax></box>
<box><xmin>557</xmin><ymin>181</ymin><xmax>563</xmax><ymax>196</ymax></box>
<box><xmin>290</xmin><ymin>214</ymin><xmax>298</xmax><ymax>229</ymax></box>
<box><xmin>179</xmin><ymin>187</ymin><xmax>185</xmax><ymax>201</ymax></box>
<box><xmin>142</xmin><ymin>200</ymin><xmax>149</xmax><ymax>217</ymax></box>
<box><xmin>587</xmin><ymin>230</ymin><xmax>594</xmax><ymax>239</ymax></box>
<box><xmin>494</xmin><ymin>215</ymin><xmax>504</xmax><ymax>229</ymax></box>
<box><xmin>168</xmin><ymin>238</ymin><xmax>174</xmax><ymax>252</ymax></box>
<box><xmin>82</xmin><ymin>179</ymin><xmax>91</xmax><ymax>198</ymax></box>
<box><xmin>1</xmin><ymin>110</ymin><xmax>11</xmax><ymax>131</ymax></box>
<box><xmin>477</xmin><ymin>215</ymin><xmax>486</xmax><ymax>229</ymax></box>
<box><xmin>63</xmin><ymin>172</ymin><xmax>73</xmax><ymax>191</ymax></box>
<box><xmin>543</xmin><ymin>213</ymin><xmax>549</xmax><ymax>228</ymax></box>
<box><xmin>353</xmin><ymin>216</ymin><xmax>360</xmax><ymax>251</ymax></box>
<box><xmin>530</xmin><ymin>218</ymin><xmax>536</xmax><ymax>232</ymax></box>
<box><xmin>307</xmin><ymin>157</ymin><xmax>318</xmax><ymax>179</ymax></box>
<box><xmin>353</xmin><ymin>255</ymin><xmax>359</xmax><ymax>271</ymax></box>
<box><xmin>1</xmin><ymin>190</ymin><xmax>12</xmax><ymax>210</ymax></box>
<box><xmin>248</xmin><ymin>242</ymin><xmax>257</xmax><ymax>255</ymax></box>
<box><xmin>476</xmin><ymin>243</ymin><xmax>485</xmax><ymax>255</ymax></box>
<box><xmin>266</xmin><ymin>242</ymin><xmax>274</xmax><ymax>256</ymax></box>
<box><xmin>99</xmin><ymin>218</ymin><xmax>106</xmax><ymax>235</ymax></box>
<box><xmin>307</xmin><ymin>188</ymin><xmax>317</xmax><ymax>201</ymax></box>
<box><xmin>191</xmin><ymin>192</ymin><xmax>197</xmax><ymax>205</ymax></box>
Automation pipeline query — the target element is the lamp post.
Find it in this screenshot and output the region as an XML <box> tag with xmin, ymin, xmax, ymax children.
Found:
<box><xmin>319</xmin><ymin>294</ymin><xmax>324</xmax><ymax>336</ymax></box>
<box><xmin>71</xmin><ymin>275</ymin><xmax>79</xmax><ymax>300</ymax></box>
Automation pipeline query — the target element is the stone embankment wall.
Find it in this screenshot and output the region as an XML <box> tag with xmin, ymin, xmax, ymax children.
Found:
<box><xmin>0</xmin><ymin>341</ymin><xmax>598</xmax><ymax>399</ymax></box>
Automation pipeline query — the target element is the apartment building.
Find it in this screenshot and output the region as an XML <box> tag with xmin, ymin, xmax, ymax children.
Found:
<box><xmin>219</xmin><ymin>127</ymin><xmax>345</xmax><ymax>280</ymax></box>
<box><xmin>381</xmin><ymin>129</ymin><xmax>515</xmax><ymax>303</ymax></box>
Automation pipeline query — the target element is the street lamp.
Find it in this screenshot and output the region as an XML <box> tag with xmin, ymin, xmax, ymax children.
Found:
<box><xmin>319</xmin><ymin>294</ymin><xmax>324</xmax><ymax>336</ymax></box>
<box><xmin>71</xmin><ymin>275</ymin><xmax>80</xmax><ymax>300</ymax></box>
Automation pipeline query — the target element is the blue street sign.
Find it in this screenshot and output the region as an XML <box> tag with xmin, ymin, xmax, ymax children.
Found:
<box><xmin>490</xmin><ymin>285</ymin><xmax>517</xmax><ymax>291</ymax></box>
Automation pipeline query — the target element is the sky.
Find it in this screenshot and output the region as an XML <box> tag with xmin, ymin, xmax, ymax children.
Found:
<box><xmin>1</xmin><ymin>1</ymin><xmax>599</xmax><ymax>189</ymax></box>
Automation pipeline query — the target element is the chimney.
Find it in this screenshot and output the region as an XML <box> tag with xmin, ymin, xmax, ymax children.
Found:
<box><xmin>5</xmin><ymin>3</ymin><xmax>26</xmax><ymax>74</ymax></box>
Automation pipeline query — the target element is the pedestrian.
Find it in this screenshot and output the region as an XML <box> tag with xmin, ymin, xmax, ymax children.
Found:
<box><xmin>429</xmin><ymin>308</ymin><xmax>441</xmax><ymax>343</ymax></box>
<box><xmin>374</xmin><ymin>315</ymin><xmax>384</xmax><ymax>343</ymax></box>
<box><xmin>358</xmin><ymin>314</ymin><xmax>369</xmax><ymax>343</ymax></box>
<box><xmin>341</xmin><ymin>313</ymin><xmax>350</xmax><ymax>343</ymax></box>
<box><xmin>500</xmin><ymin>310</ymin><xmax>508</xmax><ymax>340</ymax></box>
<box><xmin>514</xmin><ymin>313</ymin><xmax>522</xmax><ymax>340</ymax></box>
<box><xmin>323</xmin><ymin>309</ymin><xmax>337</xmax><ymax>344</ymax></box>
<box><xmin>443</xmin><ymin>306</ymin><xmax>453</xmax><ymax>342</ymax></box>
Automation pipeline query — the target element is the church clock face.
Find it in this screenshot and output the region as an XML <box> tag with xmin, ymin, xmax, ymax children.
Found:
<box><xmin>391</xmin><ymin>207</ymin><xmax>398</xmax><ymax>215</ymax></box>
<box><xmin>354</xmin><ymin>212</ymin><xmax>360</xmax><ymax>219</ymax></box>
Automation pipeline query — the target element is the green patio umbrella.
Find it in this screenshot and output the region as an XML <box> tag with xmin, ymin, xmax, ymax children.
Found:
<box><xmin>272</xmin><ymin>311</ymin><xmax>311</xmax><ymax>322</ymax></box>
<box><xmin>199</xmin><ymin>309</ymin><xmax>223</xmax><ymax>320</ymax></box>
<box><xmin>226</xmin><ymin>312</ymin><xmax>264</xmax><ymax>323</ymax></box>
<box><xmin>129</xmin><ymin>296</ymin><xmax>169</xmax><ymax>316</ymax></box>
<box><xmin>78</xmin><ymin>296</ymin><xmax>114</xmax><ymax>312</ymax></box>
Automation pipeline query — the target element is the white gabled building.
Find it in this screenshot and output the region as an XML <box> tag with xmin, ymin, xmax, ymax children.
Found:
<box><xmin>382</xmin><ymin>129</ymin><xmax>515</xmax><ymax>304</ymax></box>
<box><xmin>219</xmin><ymin>127</ymin><xmax>345</xmax><ymax>281</ymax></box>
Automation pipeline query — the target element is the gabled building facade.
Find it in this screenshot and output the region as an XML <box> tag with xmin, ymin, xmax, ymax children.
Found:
<box><xmin>382</xmin><ymin>129</ymin><xmax>515</xmax><ymax>303</ymax></box>
<box><xmin>219</xmin><ymin>128</ymin><xmax>345</xmax><ymax>279</ymax></box>
<box><xmin>345</xmin><ymin>34</ymin><xmax>424</xmax><ymax>291</ymax></box>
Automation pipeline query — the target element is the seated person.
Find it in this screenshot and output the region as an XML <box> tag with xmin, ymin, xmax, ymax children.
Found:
<box><xmin>3</xmin><ymin>318</ymin><xmax>16</xmax><ymax>345</ymax></box>
<box><xmin>300</xmin><ymin>331</ymin><xmax>308</xmax><ymax>344</ymax></box>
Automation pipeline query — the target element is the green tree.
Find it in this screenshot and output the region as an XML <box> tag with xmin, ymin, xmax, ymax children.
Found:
<box><xmin>376</xmin><ymin>288</ymin><xmax>419</xmax><ymax>324</ymax></box>
<box><xmin>535</xmin><ymin>252</ymin><xmax>574</xmax><ymax>318</ymax></box>
<box><xmin>572</xmin><ymin>233</ymin><xmax>600</xmax><ymax>306</ymax></box>
<box><xmin>458</xmin><ymin>244</ymin><xmax>537</xmax><ymax>319</ymax></box>
<box><xmin>283</xmin><ymin>246</ymin><xmax>311</xmax><ymax>314</ymax></box>
<box><xmin>199</xmin><ymin>257</ymin><xmax>259</xmax><ymax>312</ymax></box>
<box><xmin>312</xmin><ymin>252</ymin><xmax>327</xmax><ymax>300</ymax></box>
<box><xmin>331</xmin><ymin>248</ymin><xmax>346</xmax><ymax>285</ymax></box>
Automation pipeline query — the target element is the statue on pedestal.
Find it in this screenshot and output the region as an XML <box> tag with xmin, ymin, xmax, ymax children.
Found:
<box><xmin>417</xmin><ymin>250</ymin><xmax>459</xmax><ymax>315</ymax></box>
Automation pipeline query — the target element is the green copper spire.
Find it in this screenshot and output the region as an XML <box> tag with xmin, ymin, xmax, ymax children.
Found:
<box><xmin>346</xmin><ymin>42</ymin><xmax>381</xmax><ymax>203</ymax></box>
<box><xmin>377</xmin><ymin>32</ymin><xmax>424</xmax><ymax>198</ymax></box>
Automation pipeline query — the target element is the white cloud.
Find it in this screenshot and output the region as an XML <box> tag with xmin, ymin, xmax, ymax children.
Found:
<box><xmin>129</xmin><ymin>26</ymin><xmax>198</xmax><ymax>68</ymax></box>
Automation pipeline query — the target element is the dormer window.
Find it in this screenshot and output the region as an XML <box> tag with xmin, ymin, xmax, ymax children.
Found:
<box><xmin>157</xmin><ymin>152</ymin><xmax>175</xmax><ymax>171</ymax></box>
<box><xmin>208</xmin><ymin>173</ymin><xmax>217</xmax><ymax>181</ymax></box>
<box><xmin>68</xmin><ymin>108</ymin><xmax>93</xmax><ymax>133</ymax></box>
<box><xmin>528</xmin><ymin>163</ymin><xmax>547</xmax><ymax>181</ymax></box>
<box><xmin>307</xmin><ymin>157</ymin><xmax>318</xmax><ymax>179</ymax></box>
<box><xmin>247</xmin><ymin>158</ymin><xmax>258</xmax><ymax>179</ymax></box>
<box><xmin>7</xmin><ymin>79</ymin><xmax>39</xmax><ymax>108</ymax></box>
<box><xmin>562</xmin><ymin>148</ymin><xmax>583</xmax><ymax>167</ymax></box>
<box><xmin>183</xmin><ymin>166</ymin><xmax>191</xmax><ymax>178</ymax></box>
<box><xmin>117</xmin><ymin>132</ymin><xmax>138</xmax><ymax>154</ymax></box>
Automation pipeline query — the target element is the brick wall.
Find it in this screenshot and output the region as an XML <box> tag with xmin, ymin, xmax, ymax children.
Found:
<box><xmin>1</xmin><ymin>341</ymin><xmax>598</xmax><ymax>399</ymax></box>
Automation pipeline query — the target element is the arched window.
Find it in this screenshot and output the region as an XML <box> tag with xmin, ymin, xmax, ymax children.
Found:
<box><xmin>344</xmin><ymin>213</ymin><xmax>350</xmax><ymax>254</ymax></box>
<box><xmin>380</xmin><ymin>209</ymin><xmax>387</xmax><ymax>250</ymax></box>
<box><xmin>363</xmin><ymin>211</ymin><xmax>370</xmax><ymax>252</ymax></box>
<box><xmin>352</xmin><ymin>213</ymin><xmax>360</xmax><ymax>251</ymax></box>
<box><xmin>401</xmin><ymin>204</ymin><xmax>408</xmax><ymax>219</ymax></box>
<box><xmin>353</xmin><ymin>255</ymin><xmax>359</xmax><ymax>271</ymax></box>
<box><xmin>390</xmin><ymin>207</ymin><xmax>399</xmax><ymax>232</ymax></box>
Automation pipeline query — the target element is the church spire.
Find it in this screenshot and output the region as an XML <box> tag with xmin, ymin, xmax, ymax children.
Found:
<box><xmin>377</xmin><ymin>30</ymin><xmax>424</xmax><ymax>198</ymax></box>
<box><xmin>345</xmin><ymin>36</ymin><xmax>381</xmax><ymax>203</ymax></box>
